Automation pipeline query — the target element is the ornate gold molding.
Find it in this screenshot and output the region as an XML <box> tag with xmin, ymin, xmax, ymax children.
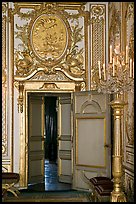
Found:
<box><xmin>2</xmin><ymin>12</ymin><xmax>8</xmax><ymax>156</ymax></box>
<box><xmin>75</xmin><ymin>81</ymin><xmax>86</xmax><ymax>92</ymax></box>
<box><xmin>30</xmin><ymin>14</ymin><xmax>69</xmax><ymax>66</ymax></box>
<box><xmin>17</xmin><ymin>82</ymin><xmax>24</xmax><ymax>113</ymax></box>
<box><xmin>39</xmin><ymin>82</ymin><xmax>60</xmax><ymax>90</ymax></box>
<box><xmin>126</xmin><ymin>3</ymin><xmax>134</xmax><ymax>20</ymax></box>
<box><xmin>13</xmin><ymin>2</ymin><xmax>87</xmax><ymax>85</ymax></box>
<box><xmin>30</xmin><ymin>71</ymin><xmax>70</xmax><ymax>81</ymax></box>
<box><xmin>2</xmin><ymin>2</ymin><xmax>8</xmax><ymax>15</ymax></box>
<box><xmin>90</xmin><ymin>4</ymin><xmax>106</xmax><ymax>90</ymax></box>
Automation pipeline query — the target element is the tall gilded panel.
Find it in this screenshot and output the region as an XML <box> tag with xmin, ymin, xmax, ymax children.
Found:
<box><xmin>123</xmin><ymin>3</ymin><xmax>134</xmax><ymax>201</ymax></box>
<box><xmin>90</xmin><ymin>4</ymin><xmax>106</xmax><ymax>90</ymax></box>
<box><xmin>2</xmin><ymin>2</ymin><xmax>15</xmax><ymax>172</ymax></box>
<box><xmin>2</xmin><ymin>3</ymin><xmax>8</xmax><ymax>158</ymax></box>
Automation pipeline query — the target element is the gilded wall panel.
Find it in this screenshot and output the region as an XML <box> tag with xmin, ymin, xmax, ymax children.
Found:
<box><xmin>124</xmin><ymin>2</ymin><xmax>134</xmax><ymax>151</ymax></box>
<box><xmin>13</xmin><ymin>2</ymin><xmax>88</xmax><ymax>90</ymax></box>
<box><xmin>2</xmin><ymin>2</ymin><xmax>13</xmax><ymax>171</ymax></box>
<box><xmin>2</xmin><ymin>5</ymin><xmax>8</xmax><ymax>157</ymax></box>
<box><xmin>122</xmin><ymin>2</ymin><xmax>134</xmax><ymax>201</ymax></box>
<box><xmin>90</xmin><ymin>4</ymin><xmax>107</xmax><ymax>90</ymax></box>
<box><xmin>108</xmin><ymin>3</ymin><xmax>134</xmax><ymax>200</ymax></box>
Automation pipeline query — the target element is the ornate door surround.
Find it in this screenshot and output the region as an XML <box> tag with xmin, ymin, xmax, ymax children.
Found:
<box><xmin>18</xmin><ymin>81</ymin><xmax>74</xmax><ymax>187</ymax></box>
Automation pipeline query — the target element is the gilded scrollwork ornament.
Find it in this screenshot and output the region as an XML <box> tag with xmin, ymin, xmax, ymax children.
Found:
<box><xmin>17</xmin><ymin>83</ymin><xmax>24</xmax><ymax>113</ymax></box>
<box><xmin>14</xmin><ymin>2</ymin><xmax>85</xmax><ymax>81</ymax></box>
<box><xmin>2</xmin><ymin>143</ymin><xmax>7</xmax><ymax>155</ymax></box>
<box><xmin>75</xmin><ymin>81</ymin><xmax>86</xmax><ymax>92</ymax></box>
<box><xmin>15</xmin><ymin>49</ymin><xmax>34</xmax><ymax>76</ymax></box>
<box><xmin>127</xmin><ymin>3</ymin><xmax>134</xmax><ymax>20</ymax></box>
<box><xmin>30</xmin><ymin>71</ymin><xmax>69</xmax><ymax>81</ymax></box>
<box><xmin>29</xmin><ymin>14</ymin><xmax>69</xmax><ymax>66</ymax></box>
<box><xmin>59</xmin><ymin>20</ymin><xmax>85</xmax><ymax>77</ymax></box>
<box><xmin>2</xmin><ymin>2</ymin><xmax>8</xmax><ymax>14</ymax></box>
<box><xmin>91</xmin><ymin>5</ymin><xmax>105</xmax><ymax>20</ymax></box>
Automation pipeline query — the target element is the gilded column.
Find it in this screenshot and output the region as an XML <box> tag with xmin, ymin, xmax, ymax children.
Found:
<box><xmin>110</xmin><ymin>94</ymin><xmax>127</xmax><ymax>202</ymax></box>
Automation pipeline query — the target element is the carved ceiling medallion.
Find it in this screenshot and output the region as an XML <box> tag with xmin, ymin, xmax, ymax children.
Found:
<box><xmin>29</xmin><ymin>14</ymin><xmax>69</xmax><ymax>67</ymax></box>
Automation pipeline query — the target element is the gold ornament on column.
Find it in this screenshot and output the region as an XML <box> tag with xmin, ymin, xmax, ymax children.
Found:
<box><xmin>17</xmin><ymin>82</ymin><xmax>24</xmax><ymax>113</ymax></box>
<box><xmin>97</xmin><ymin>44</ymin><xmax>134</xmax><ymax>202</ymax></box>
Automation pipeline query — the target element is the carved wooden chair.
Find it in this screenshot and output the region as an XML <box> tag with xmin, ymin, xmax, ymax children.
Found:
<box><xmin>2</xmin><ymin>166</ymin><xmax>20</xmax><ymax>199</ymax></box>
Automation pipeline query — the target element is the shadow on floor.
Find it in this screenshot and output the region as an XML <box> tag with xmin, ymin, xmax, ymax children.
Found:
<box><xmin>28</xmin><ymin>159</ymin><xmax>72</xmax><ymax>192</ymax></box>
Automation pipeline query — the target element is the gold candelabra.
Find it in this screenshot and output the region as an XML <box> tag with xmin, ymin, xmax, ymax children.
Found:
<box><xmin>97</xmin><ymin>44</ymin><xmax>134</xmax><ymax>202</ymax></box>
<box><xmin>97</xmin><ymin>45</ymin><xmax>134</xmax><ymax>94</ymax></box>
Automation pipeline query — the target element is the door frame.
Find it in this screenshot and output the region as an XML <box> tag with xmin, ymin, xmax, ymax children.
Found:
<box><xmin>19</xmin><ymin>86</ymin><xmax>74</xmax><ymax>188</ymax></box>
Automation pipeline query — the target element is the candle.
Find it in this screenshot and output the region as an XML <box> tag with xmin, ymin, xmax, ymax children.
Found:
<box><xmin>110</xmin><ymin>45</ymin><xmax>112</xmax><ymax>63</ymax></box>
<box><xmin>129</xmin><ymin>59</ymin><xmax>132</xmax><ymax>78</ymax></box>
<box><xmin>113</xmin><ymin>58</ymin><xmax>115</xmax><ymax>76</ymax></box>
<box><xmin>98</xmin><ymin>61</ymin><xmax>101</xmax><ymax>79</ymax></box>
<box><xmin>103</xmin><ymin>63</ymin><xmax>106</xmax><ymax>80</ymax></box>
<box><xmin>133</xmin><ymin>61</ymin><xmax>134</xmax><ymax>78</ymax></box>
<box><xmin>126</xmin><ymin>46</ymin><xmax>128</xmax><ymax>63</ymax></box>
<box><xmin>115</xmin><ymin>45</ymin><xmax>120</xmax><ymax>54</ymax></box>
<box><xmin>116</xmin><ymin>56</ymin><xmax>119</xmax><ymax>65</ymax></box>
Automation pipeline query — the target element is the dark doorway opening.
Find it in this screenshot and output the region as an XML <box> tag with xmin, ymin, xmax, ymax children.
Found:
<box><xmin>28</xmin><ymin>94</ymin><xmax>72</xmax><ymax>191</ymax></box>
<box><xmin>44</xmin><ymin>96</ymin><xmax>57</xmax><ymax>163</ymax></box>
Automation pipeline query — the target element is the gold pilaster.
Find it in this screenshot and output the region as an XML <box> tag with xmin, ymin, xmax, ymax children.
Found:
<box><xmin>8</xmin><ymin>7</ymin><xmax>14</xmax><ymax>172</ymax></box>
<box><xmin>110</xmin><ymin>94</ymin><xmax>127</xmax><ymax>202</ymax></box>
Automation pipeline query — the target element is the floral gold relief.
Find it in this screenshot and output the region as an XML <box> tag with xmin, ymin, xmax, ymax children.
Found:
<box><xmin>30</xmin><ymin>14</ymin><xmax>68</xmax><ymax>66</ymax></box>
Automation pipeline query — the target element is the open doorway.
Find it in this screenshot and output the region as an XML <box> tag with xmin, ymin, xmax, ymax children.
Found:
<box><xmin>28</xmin><ymin>93</ymin><xmax>72</xmax><ymax>191</ymax></box>
<box><xmin>44</xmin><ymin>96</ymin><xmax>57</xmax><ymax>163</ymax></box>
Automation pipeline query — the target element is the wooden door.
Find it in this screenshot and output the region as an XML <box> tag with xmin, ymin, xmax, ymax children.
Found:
<box><xmin>72</xmin><ymin>91</ymin><xmax>111</xmax><ymax>190</ymax></box>
<box><xmin>57</xmin><ymin>95</ymin><xmax>72</xmax><ymax>183</ymax></box>
<box><xmin>28</xmin><ymin>95</ymin><xmax>45</xmax><ymax>184</ymax></box>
